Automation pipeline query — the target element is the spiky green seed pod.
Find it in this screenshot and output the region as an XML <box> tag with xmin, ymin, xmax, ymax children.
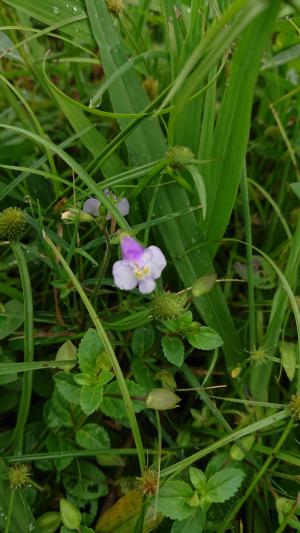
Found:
<box><xmin>106</xmin><ymin>0</ymin><xmax>124</xmax><ymax>15</ymax></box>
<box><xmin>151</xmin><ymin>291</ymin><xmax>187</xmax><ymax>320</ymax></box>
<box><xmin>0</xmin><ymin>207</ymin><xmax>27</xmax><ymax>241</ymax></box>
<box><xmin>249</xmin><ymin>346</ymin><xmax>269</xmax><ymax>367</ymax></box>
<box><xmin>8</xmin><ymin>464</ymin><xmax>31</xmax><ymax>489</ymax></box>
<box><xmin>289</xmin><ymin>393</ymin><xmax>300</xmax><ymax>420</ymax></box>
<box><xmin>165</xmin><ymin>145</ymin><xmax>194</xmax><ymax>170</ymax></box>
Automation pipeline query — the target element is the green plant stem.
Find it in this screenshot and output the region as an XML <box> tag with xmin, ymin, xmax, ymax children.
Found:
<box><xmin>43</xmin><ymin>230</ymin><xmax>146</xmax><ymax>472</ymax></box>
<box><xmin>160</xmin><ymin>409</ymin><xmax>289</xmax><ymax>478</ymax></box>
<box><xmin>220</xmin><ymin>418</ymin><xmax>294</xmax><ymax>532</ymax></box>
<box><xmin>240</xmin><ymin>163</ymin><xmax>256</xmax><ymax>349</ymax></box>
<box><xmin>154</xmin><ymin>410</ymin><xmax>162</xmax><ymax>518</ymax></box>
<box><xmin>9</xmin><ymin>241</ymin><xmax>34</xmax><ymax>454</ymax></box>
<box><xmin>4</xmin><ymin>489</ymin><xmax>15</xmax><ymax>533</ymax></box>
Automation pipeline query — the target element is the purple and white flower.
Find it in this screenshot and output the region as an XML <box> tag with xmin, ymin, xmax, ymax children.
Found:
<box><xmin>112</xmin><ymin>235</ymin><xmax>167</xmax><ymax>294</ymax></box>
<box><xmin>83</xmin><ymin>189</ymin><xmax>129</xmax><ymax>220</ymax></box>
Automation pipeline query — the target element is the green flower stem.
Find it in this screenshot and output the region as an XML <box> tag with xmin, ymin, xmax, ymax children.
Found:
<box><xmin>9</xmin><ymin>241</ymin><xmax>34</xmax><ymax>454</ymax></box>
<box><xmin>43</xmin><ymin>230</ymin><xmax>146</xmax><ymax>472</ymax></box>
<box><xmin>219</xmin><ymin>417</ymin><xmax>294</xmax><ymax>533</ymax></box>
<box><xmin>154</xmin><ymin>410</ymin><xmax>162</xmax><ymax>517</ymax></box>
<box><xmin>4</xmin><ymin>489</ymin><xmax>15</xmax><ymax>533</ymax></box>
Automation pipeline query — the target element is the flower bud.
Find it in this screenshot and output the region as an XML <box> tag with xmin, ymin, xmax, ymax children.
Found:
<box><xmin>192</xmin><ymin>273</ymin><xmax>217</xmax><ymax>297</ymax></box>
<box><xmin>146</xmin><ymin>388</ymin><xmax>181</xmax><ymax>410</ymax></box>
<box><xmin>151</xmin><ymin>291</ymin><xmax>187</xmax><ymax>320</ymax></box>
<box><xmin>61</xmin><ymin>209</ymin><xmax>94</xmax><ymax>223</ymax></box>
<box><xmin>187</xmin><ymin>492</ymin><xmax>200</xmax><ymax>508</ymax></box>
<box><xmin>55</xmin><ymin>340</ymin><xmax>77</xmax><ymax>372</ymax></box>
<box><xmin>155</xmin><ymin>369</ymin><xmax>177</xmax><ymax>391</ymax></box>
<box><xmin>230</xmin><ymin>434</ymin><xmax>255</xmax><ymax>461</ymax></box>
<box><xmin>143</xmin><ymin>77</ymin><xmax>159</xmax><ymax>100</ymax></box>
<box><xmin>60</xmin><ymin>498</ymin><xmax>81</xmax><ymax>530</ymax></box>
<box><xmin>106</xmin><ymin>0</ymin><xmax>124</xmax><ymax>16</ymax></box>
<box><xmin>0</xmin><ymin>207</ymin><xmax>27</xmax><ymax>241</ymax></box>
<box><xmin>289</xmin><ymin>393</ymin><xmax>300</xmax><ymax>420</ymax></box>
<box><xmin>231</xmin><ymin>366</ymin><xmax>242</xmax><ymax>379</ymax></box>
<box><xmin>165</xmin><ymin>145</ymin><xmax>194</xmax><ymax>171</ymax></box>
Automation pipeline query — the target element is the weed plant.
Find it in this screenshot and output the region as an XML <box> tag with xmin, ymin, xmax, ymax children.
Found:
<box><xmin>0</xmin><ymin>1</ymin><xmax>300</xmax><ymax>532</ymax></box>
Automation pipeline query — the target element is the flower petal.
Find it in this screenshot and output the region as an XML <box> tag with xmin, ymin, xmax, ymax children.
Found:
<box><xmin>146</xmin><ymin>246</ymin><xmax>167</xmax><ymax>279</ymax></box>
<box><xmin>112</xmin><ymin>260</ymin><xmax>137</xmax><ymax>290</ymax></box>
<box><xmin>83</xmin><ymin>198</ymin><xmax>100</xmax><ymax>217</ymax></box>
<box><xmin>121</xmin><ymin>236</ymin><xmax>144</xmax><ymax>262</ymax></box>
<box><xmin>138</xmin><ymin>278</ymin><xmax>156</xmax><ymax>294</ymax></box>
<box><xmin>117</xmin><ymin>198</ymin><xmax>130</xmax><ymax>216</ymax></box>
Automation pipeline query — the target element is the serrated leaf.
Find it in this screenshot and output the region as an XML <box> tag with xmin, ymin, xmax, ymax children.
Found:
<box><xmin>78</xmin><ymin>328</ymin><xmax>104</xmax><ymax>375</ymax></box>
<box><xmin>80</xmin><ymin>383</ymin><xmax>103</xmax><ymax>415</ymax></box>
<box><xmin>186</xmin><ymin>326</ymin><xmax>223</xmax><ymax>350</ymax></box>
<box><xmin>76</xmin><ymin>423</ymin><xmax>110</xmax><ymax>450</ymax></box>
<box><xmin>157</xmin><ymin>480</ymin><xmax>194</xmax><ymax>520</ymax></box>
<box><xmin>54</xmin><ymin>373</ymin><xmax>81</xmax><ymax>404</ymax></box>
<box><xmin>189</xmin><ymin>467</ymin><xmax>206</xmax><ymax>491</ymax></box>
<box><xmin>100</xmin><ymin>380</ymin><xmax>146</xmax><ymax>419</ymax></box>
<box><xmin>46</xmin><ymin>433</ymin><xmax>74</xmax><ymax>471</ymax></box>
<box><xmin>63</xmin><ymin>460</ymin><xmax>108</xmax><ymax>500</ymax></box>
<box><xmin>131</xmin><ymin>325</ymin><xmax>155</xmax><ymax>356</ymax></box>
<box><xmin>171</xmin><ymin>508</ymin><xmax>205</xmax><ymax>533</ymax></box>
<box><xmin>279</xmin><ymin>341</ymin><xmax>296</xmax><ymax>382</ymax></box>
<box><xmin>206</xmin><ymin>468</ymin><xmax>245</xmax><ymax>503</ymax></box>
<box><xmin>161</xmin><ymin>336</ymin><xmax>185</xmax><ymax>367</ymax></box>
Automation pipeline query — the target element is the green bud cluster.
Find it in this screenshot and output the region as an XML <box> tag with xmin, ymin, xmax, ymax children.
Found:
<box><xmin>106</xmin><ymin>0</ymin><xmax>124</xmax><ymax>15</ymax></box>
<box><xmin>289</xmin><ymin>393</ymin><xmax>300</xmax><ymax>420</ymax></box>
<box><xmin>165</xmin><ymin>145</ymin><xmax>194</xmax><ymax>170</ymax></box>
<box><xmin>151</xmin><ymin>291</ymin><xmax>187</xmax><ymax>320</ymax></box>
<box><xmin>0</xmin><ymin>207</ymin><xmax>27</xmax><ymax>241</ymax></box>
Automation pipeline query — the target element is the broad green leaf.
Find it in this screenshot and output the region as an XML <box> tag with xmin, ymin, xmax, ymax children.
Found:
<box><xmin>100</xmin><ymin>380</ymin><xmax>146</xmax><ymax>419</ymax></box>
<box><xmin>44</xmin><ymin>389</ymin><xmax>74</xmax><ymax>429</ymax></box>
<box><xmin>206</xmin><ymin>468</ymin><xmax>245</xmax><ymax>503</ymax></box>
<box><xmin>279</xmin><ymin>341</ymin><xmax>296</xmax><ymax>381</ymax></box>
<box><xmin>131</xmin><ymin>325</ymin><xmax>155</xmax><ymax>356</ymax></box>
<box><xmin>189</xmin><ymin>467</ymin><xmax>206</xmax><ymax>491</ymax></box>
<box><xmin>186</xmin><ymin>326</ymin><xmax>223</xmax><ymax>350</ymax></box>
<box><xmin>2</xmin><ymin>0</ymin><xmax>93</xmax><ymax>45</ymax></box>
<box><xmin>80</xmin><ymin>383</ymin><xmax>103</xmax><ymax>415</ymax></box>
<box><xmin>171</xmin><ymin>508</ymin><xmax>205</xmax><ymax>533</ymax></box>
<box><xmin>54</xmin><ymin>373</ymin><xmax>80</xmax><ymax>404</ymax></box>
<box><xmin>46</xmin><ymin>433</ymin><xmax>74</xmax><ymax>471</ymax></box>
<box><xmin>78</xmin><ymin>328</ymin><xmax>104</xmax><ymax>375</ymax></box>
<box><xmin>157</xmin><ymin>480</ymin><xmax>194</xmax><ymax>520</ymax></box>
<box><xmin>76</xmin><ymin>423</ymin><xmax>110</xmax><ymax>450</ymax></box>
<box><xmin>162</xmin><ymin>336</ymin><xmax>185</xmax><ymax>367</ymax></box>
<box><xmin>63</xmin><ymin>460</ymin><xmax>108</xmax><ymax>500</ymax></box>
<box><xmin>0</xmin><ymin>299</ymin><xmax>23</xmax><ymax>340</ymax></box>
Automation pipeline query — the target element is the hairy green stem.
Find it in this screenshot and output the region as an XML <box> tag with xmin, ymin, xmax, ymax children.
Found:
<box><xmin>9</xmin><ymin>242</ymin><xmax>34</xmax><ymax>453</ymax></box>
<box><xmin>43</xmin><ymin>231</ymin><xmax>146</xmax><ymax>472</ymax></box>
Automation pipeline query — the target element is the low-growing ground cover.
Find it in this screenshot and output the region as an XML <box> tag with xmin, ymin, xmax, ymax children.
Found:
<box><xmin>0</xmin><ymin>0</ymin><xmax>300</xmax><ymax>531</ymax></box>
